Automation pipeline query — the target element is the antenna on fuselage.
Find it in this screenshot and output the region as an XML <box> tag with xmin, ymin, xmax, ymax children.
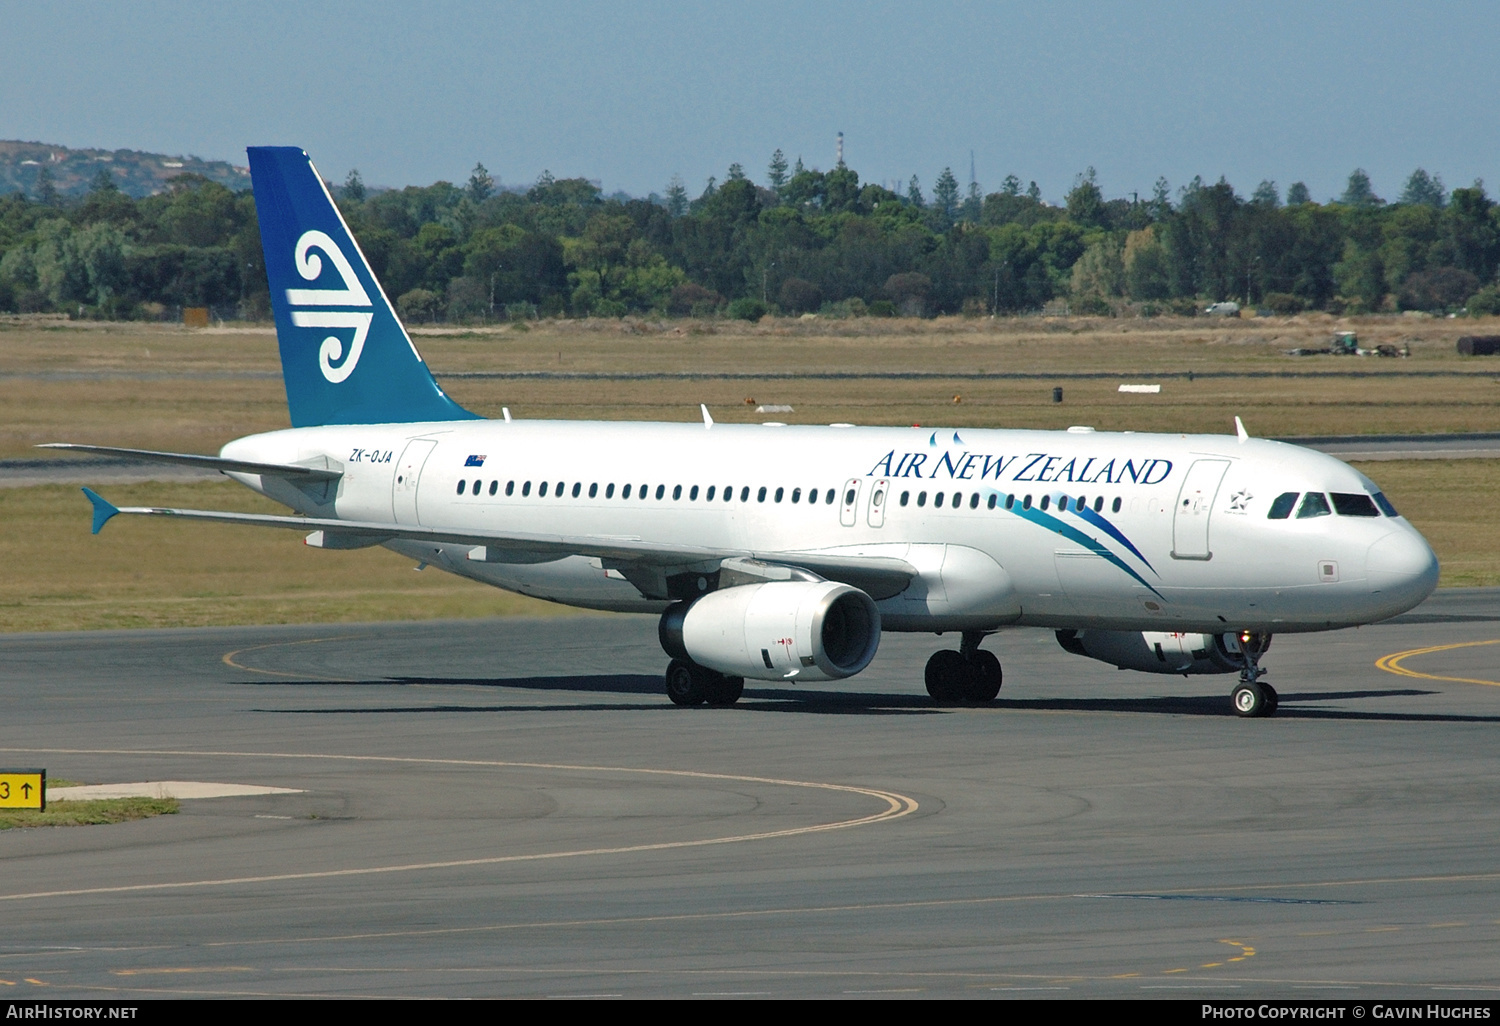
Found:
<box><xmin>1234</xmin><ymin>416</ymin><xmax>1249</xmax><ymax>442</ymax></box>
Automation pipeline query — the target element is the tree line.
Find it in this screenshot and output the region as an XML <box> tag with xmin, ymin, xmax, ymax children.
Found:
<box><xmin>3</xmin><ymin>156</ymin><xmax>1499</xmax><ymax>321</ymax></box>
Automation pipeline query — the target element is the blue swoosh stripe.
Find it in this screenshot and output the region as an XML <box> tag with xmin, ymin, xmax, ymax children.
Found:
<box><xmin>1012</xmin><ymin>505</ymin><xmax>1165</xmax><ymax>599</ymax></box>
<box><xmin>1072</xmin><ymin>505</ymin><xmax>1156</xmax><ymax>573</ymax></box>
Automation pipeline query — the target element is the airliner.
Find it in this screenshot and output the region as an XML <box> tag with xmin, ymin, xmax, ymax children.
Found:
<box><xmin>51</xmin><ymin>147</ymin><xmax>1440</xmax><ymax>717</ymax></box>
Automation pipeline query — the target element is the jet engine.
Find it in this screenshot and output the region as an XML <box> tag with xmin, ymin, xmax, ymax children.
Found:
<box><xmin>1055</xmin><ymin>629</ymin><xmax>1271</xmax><ymax>675</ymax></box>
<box><xmin>660</xmin><ymin>581</ymin><xmax>881</xmax><ymax>682</ymax></box>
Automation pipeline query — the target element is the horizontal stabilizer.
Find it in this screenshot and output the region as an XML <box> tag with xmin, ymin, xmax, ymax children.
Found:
<box><xmin>39</xmin><ymin>444</ymin><xmax>342</xmax><ymax>481</ymax></box>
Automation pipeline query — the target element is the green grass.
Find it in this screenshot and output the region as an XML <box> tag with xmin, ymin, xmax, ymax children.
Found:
<box><xmin>0</xmin><ymin>797</ymin><xmax>178</xmax><ymax>829</ymax></box>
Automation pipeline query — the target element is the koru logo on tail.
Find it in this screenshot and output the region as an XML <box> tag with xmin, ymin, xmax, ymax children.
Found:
<box><xmin>285</xmin><ymin>230</ymin><xmax>374</xmax><ymax>383</ymax></box>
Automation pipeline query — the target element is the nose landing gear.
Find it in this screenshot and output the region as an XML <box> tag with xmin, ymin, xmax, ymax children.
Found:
<box><xmin>1228</xmin><ymin>631</ymin><xmax>1276</xmax><ymax>717</ymax></box>
<box><xmin>925</xmin><ymin>631</ymin><xmax>1003</xmax><ymax>704</ymax></box>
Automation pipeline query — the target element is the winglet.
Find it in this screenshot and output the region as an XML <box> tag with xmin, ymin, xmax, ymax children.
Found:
<box><xmin>81</xmin><ymin>487</ymin><xmax>119</xmax><ymax>535</ymax></box>
<box><xmin>701</xmin><ymin>403</ymin><xmax>714</xmax><ymax>429</ymax></box>
<box><xmin>1234</xmin><ymin>416</ymin><xmax>1250</xmax><ymax>443</ymax></box>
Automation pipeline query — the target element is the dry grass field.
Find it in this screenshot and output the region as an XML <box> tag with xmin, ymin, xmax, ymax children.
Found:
<box><xmin>1</xmin><ymin>314</ymin><xmax>1496</xmax><ymax>632</ymax></box>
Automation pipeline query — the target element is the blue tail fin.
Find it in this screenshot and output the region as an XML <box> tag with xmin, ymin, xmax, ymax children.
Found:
<box><xmin>248</xmin><ymin>147</ymin><xmax>478</xmax><ymax>428</ymax></box>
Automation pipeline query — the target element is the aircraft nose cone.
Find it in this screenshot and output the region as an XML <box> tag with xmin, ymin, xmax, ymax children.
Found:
<box><xmin>1366</xmin><ymin>530</ymin><xmax>1439</xmax><ymax>613</ymax></box>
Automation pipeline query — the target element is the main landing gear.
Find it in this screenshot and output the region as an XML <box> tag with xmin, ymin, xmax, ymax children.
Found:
<box><xmin>925</xmin><ymin>631</ymin><xmax>1003</xmax><ymax>704</ymax></box>
<box><xmin>665</xmin><ymin>658</ymin><xmax>745</xmax><ymax>707</ymax></box>
<box><xmin>1228</xmin><ymin>632</ymin><xmax>1277</xmax><ymax>718</ymax></box>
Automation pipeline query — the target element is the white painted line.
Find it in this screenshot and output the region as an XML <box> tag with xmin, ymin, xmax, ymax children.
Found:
<box><xmin>49</xmin><ymin>781</ymin><xmax>303</xmax><ymax>801</ymax></box>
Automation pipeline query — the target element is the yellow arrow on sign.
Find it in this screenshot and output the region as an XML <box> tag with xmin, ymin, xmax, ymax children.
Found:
<box><xmin>0</xmin><ymin>769</ymin><xmax>45</xmax><ymax>811</ymax></box>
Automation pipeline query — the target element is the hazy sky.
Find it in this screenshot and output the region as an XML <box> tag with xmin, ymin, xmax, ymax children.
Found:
<box><xmin>5</xmin><ymin>1</ymin><xmax>1496</xmax><ymax>204</ymax></box>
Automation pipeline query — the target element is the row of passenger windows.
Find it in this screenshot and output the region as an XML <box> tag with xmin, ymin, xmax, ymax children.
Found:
<box><xmin>454</xmin><ymin>477</ymin><xmax>1124</xmax><ymax>515</ymax></box>
<box><xmin>1267</xmin><ymin>491</ymin><xmax>1396</xmax><ymax>520</ymax></box>
<box><xmin>896</xmin><ymin>490</ymin><xmax>1122</xmax><ymax>513</ymax></box>
<box><xmin>458</xmin><ymin>479</ymin><xmax>839</xmax><ymax>504</ymax></box>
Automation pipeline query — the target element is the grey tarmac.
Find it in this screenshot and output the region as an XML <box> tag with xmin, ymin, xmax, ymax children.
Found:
<box><xmin>1</xmin><ymin>589</ymin><xmax>1498</xmax><ymax>999</ymax></box>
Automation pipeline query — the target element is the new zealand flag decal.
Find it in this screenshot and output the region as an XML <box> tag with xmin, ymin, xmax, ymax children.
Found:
<box><xmin>465</xmin><ymin>455</ymin><xmax>486</xmax><ymax>467</ymax></box>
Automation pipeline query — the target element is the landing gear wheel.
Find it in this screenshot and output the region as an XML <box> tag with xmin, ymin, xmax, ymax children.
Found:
<box><xmin>1260</xmin><ymin>682</ymin><xmax>1278</xmax><ymax>715</ymax></box>
<box><xmin>705</xmin><ymin>675</ymin><xmax>745</xmax><ymax>707</ymax></box>
<box><xmin>665</xmin><ymin>659</ymin><xmax>706</xmax><ymax>706</ymax></box>
<box><xmin>963</xmin><ymin>650</ymin><xmax>1003</xmax><ymax>703</ymax></box>
<box><xmin>1231</xmin><ymin>681</ymin><xmax>1273</xmax><ymax>718</ymax></box>
<box><xmin>925</xmin><ymin>650</ymin><xmax>966</xmax><ymax>702</ymax></box>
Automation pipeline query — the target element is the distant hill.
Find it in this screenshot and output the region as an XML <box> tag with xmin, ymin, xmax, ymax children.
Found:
<box><xmin>0</xmin><ymin>140</ymin><xmax>251</xmax><ymax>199</ymax></box>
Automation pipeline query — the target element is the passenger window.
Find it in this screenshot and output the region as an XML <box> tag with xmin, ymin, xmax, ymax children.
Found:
<box><xmin>572</xmin><ymin>482</ymin><xmax>582</xmax><ymax>498</ymax></box>
<box><xmin>741</xmin><ymin>486</ymin><xmax>750</xmax><ymax>502</ymax></box>
<box><xmin>758</xmin><ymin>486</ymin><xmax>767</xmax><ymax>502</ymax></box>
<box><xmin>933</xmin><ymin>492</ymin><xmax>944</xmax><ymax>508</ymax></box>
<box><xmin>791</xmin><ymin>488</ymin><xmax>801</xmax><ymax>503</ymax></box>
<box><xmin>917</xmin><ymin>492</ymin><xmax>927</xmax><ymax>507</ymax></box>
<box><xmin>555</xmin><ymin>482</ymin><xmax>563</xmax><ymax>496</ymax></box>
<box><xmin>472</xmin><ymin>480</ymin><xmax>481</xmax><ymax>496</ymax></box>
<box><xmin>522</xmin><ymin>481</ymin><xmax>531</xmax><ymax>497</ymax></box>
<box><xmin>825</xmin><ymin>488</ymin><xmax>836</xmax><ymax>504</ymax></box>
<box><xmin>1023</xmin><ymin>495</ymin><xmax>1032</xmax><ymax>510</ymax></box>
<box><xmin>900</xmin><ymin>491</ymin><xmax>910</xmax><ymax>506</ymax></box>
<box><xmin>969</xmin><ymin>493</ymin><xmax>979</xmax><ymax>509</ymax></box>
<box><xmin>774</xmin><ymin>487</ymin><xmax>784</xmax><ymax>503</ymax></box>
<box><xmin>506</xmin><ymin>480</ymin><xmax>515</xmax><ymax>496</ymax></box>
<box><xmin>489</xmin><ymin>480</ymin><xmax>498</xmax><ymax>496</ymax></box>
<box><xmin>987</xmin><ymin>494</ymin><xmax>996</xmax><ymax>509</ymax></box>
<box><xmin>809</xmin><ymin>486</ymin><xmax>819</xmax><ymax>504</ymax></box>
<box><xmin>605</xmin><ymin>483</ymin><xmax>614</xmax><ymax>498</ymax></box>
<box><xmin>588</xmin><ymin>483</ymin><xmax>598</xmax><ymax>498</ymax></box>
<box><xmin>1373</xmin><ymin>492</ymin><xmax>1399</xmax><ymax>517</ymax></box>
<box><xmin>1267</xmin><ymin>492</ymin><xmax>1298</xmax><ymax>519</ymax></box>
<box><xmin>1296</xmin><ymin>492</ymin><xmax>1332</xmax><ymax>519</ymax></box>
<box><xmin>456</xmin><ymin>480</ymin><xmax>466</xmax><ymax>495</ymax></box>
<box><xmin>1005</xmin><ymin>494</ymin><xmax>1015</xmax><ymax>510</ymax></box>
<box><xmin>1076</xmin><ymin>495</ymin><xmax>1085</xmax><ymax>510</ymax></box>
<box><xmin>672</xmin><ymin>485</ymin><xmax>682</xmax><ymax>500</ymax></box>
<box><xmin>1331</xmin><ymin>492</ymin><xmax>1380</xmax><ymax>517</ymax></box>
<box><xmin>622</xmin><ymin>484</ymin><xmax>631</xmax><ymax>499</ymax></box>
<box><xmin>1093</xmin><ymin>496</ymin><xmax>1103</xmax><ymax>512</ymax></box>
<box><xmin>656</xmin><ymin>485</ymin><xmax>665</xmax><ymax>500</ymax></box>
<box><xmin>1111</xmin><ymin>497</ymin><xmax>1121</xmax><ymax>513</ymax></box>
<box><xmin>705</xmin><ymin>485</ymin><xmax>715</xmax><ymax>500</ymax></box>
<box><xmin>1040</xmin><ymin>495</ymin><xmax>1050</xmax><ymax>511</ymax></box>
<box><xmin>539</xmin><ymin>482</ymin><xmax>549</xmax><ymax>498</ymax></box>
<box><xmin>690</xmin><ymin>485</ymin><xmax>699</xmax><ymax>500</ymax></box>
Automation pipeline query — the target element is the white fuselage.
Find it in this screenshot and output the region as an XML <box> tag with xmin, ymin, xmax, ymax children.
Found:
<box><xmin>221</xmin><ymin>419</ymin><xmax>1439</xmax><ymax>635</ymax></box>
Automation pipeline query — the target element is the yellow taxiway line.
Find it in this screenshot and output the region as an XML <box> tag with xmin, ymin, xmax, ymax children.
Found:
<box><xmin>1374</xmin><ymin>639</ymin><xmax>1500</xmax><ymax>687</ymax></box>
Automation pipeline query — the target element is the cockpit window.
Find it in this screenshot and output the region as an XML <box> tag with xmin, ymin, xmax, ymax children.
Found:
<box><xmin>1295</xmin><ymin>492</ymin><xmax>1331</xmax><ymax>519</ymax></box>
<box><xmin>1373</xmin><ymin>492</ymin><xmax>1399</xmax><ymax>517</ymax></box>
<box><xmin>1267</xmin><ymin>492</ymin><xmax>1298</xmax><ymax>519</ymax></box>
<box><xmin>1331</xmin><ymin>492</ymin><xmax>1380</xmax><ymax>517</ymax></box>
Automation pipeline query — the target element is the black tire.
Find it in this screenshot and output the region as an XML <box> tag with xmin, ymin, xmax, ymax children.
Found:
<box><xmin>705</xmin><ymin>675</ymin><xmax>745</xmax><ymax>706</ymax></box>
<box><xmin>1261</xmin><ymin>682</ymin><xmax>1278</xmax><ymax>715</ymax></box>
<box><xmin>1231</xmin><ymin>681</ymin><xmax>1268</xmax><ymax>718</ymax></box>
<box><xmin>963</xmin><ymin>650</ymin><xmax>1003</xmax><ymax>702</ymax></box>
<box><xmin>925</xmin><ymin>650</ymin><xmax>966</xmax><ymax>702</ymax></box>
<box><xmin>665</xmin><ymin>659</ymin><xmax>705</xmax><ymax>706</ymax></box>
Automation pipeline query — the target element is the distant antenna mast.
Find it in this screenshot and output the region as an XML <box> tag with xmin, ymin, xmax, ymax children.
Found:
<box><xmin>836</xmin><ymin>132</ymin><xmax>844</xmax><ymax>167</ymax></box>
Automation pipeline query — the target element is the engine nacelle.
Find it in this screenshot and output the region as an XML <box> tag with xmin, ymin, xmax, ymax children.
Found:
<box><xmin>660</xmin><ymin>581</ymin><xmax>881</xmax><ymax>682</ymax></box>
<box><xmin>1056</xmin><ymin>629</ymin><xmax>1271</xmax><ymax>675</ymax></box>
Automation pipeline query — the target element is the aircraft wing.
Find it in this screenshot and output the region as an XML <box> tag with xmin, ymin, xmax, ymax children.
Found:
<box><xmin>79</xmin><ymin>489</ymin><xmax>916</xmax><ymax>596</ymax></box>
<box><xmin>39</xmin><ymin>444</ymin><xmax>342</xmax><ymax>481</ymax></box>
